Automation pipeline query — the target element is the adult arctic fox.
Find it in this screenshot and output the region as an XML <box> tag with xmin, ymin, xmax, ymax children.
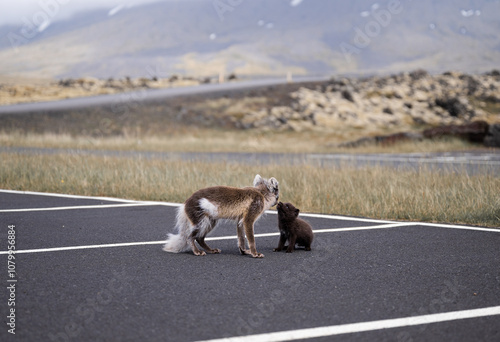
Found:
<box><xmin>163</xmin><ymin>175</ymin><xmax>279</xmax><ymax>258</ymax></box>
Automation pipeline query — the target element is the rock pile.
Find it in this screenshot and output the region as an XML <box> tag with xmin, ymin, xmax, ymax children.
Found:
<box><xmin>340</xmin><ymin>121</ymin><xmax>500</xmax><ymax>148</ymax></box>
<box><xmin>234</xmin><ymin>70</ymin><xmax>500</xmax><ymax>134</ymax></box>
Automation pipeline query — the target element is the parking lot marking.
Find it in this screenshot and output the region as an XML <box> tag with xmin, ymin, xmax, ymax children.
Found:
<box><xmin>1</xmin><ymin>189</ymin><xmax>499</xmax><ymax>341</ymax></box>
<box><xmin>308</xmin><ymin>222</ymin><xmax>413</xmax><ymax>233</ymax></box>
<box><xmin>0</xmin><ymin>240</ymin><xmax>167</xmax><ymax>255</ymax></box>
<box><xmin>0</xmin><ymin>223</ymin><xmax>415</xmax><ymax>255</ymax></box>
<box><xmin>0</xmin><ymin>189</ymin><xmax>181</xmax><ymax>207</ymax></box>
<box><xmin>195</xmin><ymin>305</ymin><xmax>500</xmax><ymax>342</ymax></box>
<box><xmin>0</xmin><ymin>203</ymin><xmax>165</xmax><ymax>213</ymax></box>
<box><xmin>3</xmin><ymin>190</ymin><xmax>499</xmax><ymax>233</ymax></box>
<box><xmin>3</xmin><ymin>221</ymin><xmax>496</xmax><ymax>255</ymax></box>
<box><xmin>0</xmin><ymin>189</ymin><xmax>140</xmax><ymax>203</ymax></box>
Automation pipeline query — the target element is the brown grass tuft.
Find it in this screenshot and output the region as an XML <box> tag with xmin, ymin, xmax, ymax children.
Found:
<box><xmin>1</xmin><ymin>153</ymin><xmax>498</xmax><ymax>227</ymax></box>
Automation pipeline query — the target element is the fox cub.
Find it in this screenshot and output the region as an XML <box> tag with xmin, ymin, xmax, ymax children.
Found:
<box><xmin>274</xmin><ymin>202</ymin><xmax>313</xmax><ymax>253</ymax></box>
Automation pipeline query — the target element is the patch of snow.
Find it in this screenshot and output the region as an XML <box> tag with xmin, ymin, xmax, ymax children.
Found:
<box><xmin>290</xmin><ymin>0</ymin><xmax>303</xmax><ymax>7</ymax></box>
<box><xmin>109</xmin><ymin>4</ymin><xmax>125</xmax><ymax>17</ymax></box>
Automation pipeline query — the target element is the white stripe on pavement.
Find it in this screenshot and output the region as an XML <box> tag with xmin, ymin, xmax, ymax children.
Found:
<box><xmin>194</xmin><ymin>306</ymin><xmax>500</xmax><ymax>342</ymax></box>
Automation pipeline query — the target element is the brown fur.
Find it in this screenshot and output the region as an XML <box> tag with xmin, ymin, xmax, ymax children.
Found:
<box><xmin>274</xmin><ymin>202</ymin><xmax>313</xmax><ymax>253</ymax></box>
<box><xmin>163</xmin><ymin>175</ymin><xmax>279</xmax><ymax>258</ymax></box>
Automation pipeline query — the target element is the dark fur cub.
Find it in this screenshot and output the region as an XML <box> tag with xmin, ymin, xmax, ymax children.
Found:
<box><xmin>274</xmin><ymin>202</ymin><xmax>313</xmax><ymax>253</ymax></box>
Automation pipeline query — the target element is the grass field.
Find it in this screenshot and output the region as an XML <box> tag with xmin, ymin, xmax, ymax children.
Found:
<box><xmin>0</xmin><ymin>130</ymin><xmax>480</xmax><ymax>154</ymax></box>
<box><xmin>1</xmin><ymin>151</ymin><xmax>499</xmax><ymax>227</ymax></box>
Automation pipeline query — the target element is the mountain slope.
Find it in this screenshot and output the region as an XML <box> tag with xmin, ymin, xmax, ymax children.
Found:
<box><xmin>0</xmin><ymin>0</ymin><xmax>499</xmax><ymax>79</ymax></box>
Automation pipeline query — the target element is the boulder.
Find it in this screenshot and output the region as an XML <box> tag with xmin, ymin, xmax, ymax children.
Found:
<box><xmin>423</xmin><ymin>121</ymin><xmax>490</xmax><ymax>143</ymax></box>
<box><xmin>341</xmin><ymin>89</ymin><xmax>355</xmax><ymax>102</ymax></box>
<box><xmin>338</xmin><ymin>132</ymin><xmax>423</xmax><ymax>148</ymax></box>
<box><xmin>484</xmin><ymin>124</ymin><xmax>500</xmax><ymax>148</ymax></box>
<box><xmin>434</xmin><ymin>96</ymin><xmax>472</xmax><ymax>118</ymax></box>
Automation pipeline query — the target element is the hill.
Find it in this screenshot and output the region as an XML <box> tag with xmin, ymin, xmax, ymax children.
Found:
<box><xmin>0</xmin><ymin>0</ymin><xmax>499</xmax><ymax>79</ymax></box>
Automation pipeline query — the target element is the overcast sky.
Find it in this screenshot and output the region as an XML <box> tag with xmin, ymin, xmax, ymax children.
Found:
<box><xmin>0</xmin><ymin>0</ymin><xmax>164</xmax><ymax>25</ymax></box>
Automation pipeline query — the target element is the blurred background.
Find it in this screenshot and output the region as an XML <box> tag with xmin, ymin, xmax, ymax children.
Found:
<box><xmin>1</xmin><ymin>0</ymin><xmax>499</xmax><ymax>80</ymax></box>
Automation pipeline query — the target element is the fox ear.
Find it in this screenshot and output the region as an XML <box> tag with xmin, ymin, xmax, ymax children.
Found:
<box><xmin>253</xmin><ymin>174</ymin><xmax>263</xmax><ymax>187</ymax></box>
<box><xmin>268</xmin><ymin>177</ymin><xmax>278</xmax><ymax>189</ymax></box>
<box><xmin>267</xmin><ymin>177</ymin><xmax>279</xmax><ymax>193</ymax></box>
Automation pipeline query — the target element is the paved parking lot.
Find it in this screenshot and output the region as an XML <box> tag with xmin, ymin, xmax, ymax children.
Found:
<box><xmin>1</xmin><ymin>189</ymin><xmax>499</xmax><ymax>341</ymax></box>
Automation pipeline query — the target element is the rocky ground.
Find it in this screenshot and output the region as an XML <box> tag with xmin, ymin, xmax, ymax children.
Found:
<box><xmin>197</xmin><ymin>69</ymin><xmax>500</xmax><ymax>147</ymax></box>
<box><xmin>0</xmin><ymin>75</ymin><xmax>209</xmax><ymax>105</ymax></box>
<box><xmin>227</xmin><ymin>70</ymin><xmax>500</xmax><ymax>133</ymax></box>
<box><xmin>1</xmin><ymin>70</ymin><xmax>499</xmax><ymax>147</ymax></box>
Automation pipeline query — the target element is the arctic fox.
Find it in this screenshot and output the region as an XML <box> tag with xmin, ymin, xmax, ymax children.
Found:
<box><xmin>163</xmin><ymin>175</ymin><xmax>279</xmax><ymax>258</ymax></box>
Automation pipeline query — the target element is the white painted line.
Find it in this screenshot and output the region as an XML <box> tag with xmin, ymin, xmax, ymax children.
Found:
<box><xmin>4</xmin><ymin>222</ymin><xmax>492</xmax><ymax>255</ymax></box>
<box><xmin>267</xmin><ymin>211</ymin><xmax>499</xmax><ymax>233</ymax></box>
<box><xmin>195</xmin><ymin>306</ymin><xmax>500</xmax><ymax>342</ymax></box>
<box><xmin>1</xmin><ymin>189</ymin><xmax>497</xmax><ymax>233</ymax></box>
<box><xmin>0</xmin><ymin>240</ymin><xmax>167</xmax><ymax>255</ymax></box>
<box><xmin>0</xmin><ymin>189</ymin><xmax>181</xmax><ymax>207</ymax></box>
<box><xmin>2</xmin><ymin>189</ymin><xmax>390</xmax><ymax>223</ymax></box>
<box><xmin>0</xmin><ymin>189</ymin><xmax>139</xmax><ymax>203</ymax></box>
<box><xmin>0</xmin><ymin>203</ymin><xmax>165</xmax><ymax>213</ymax></box>
<box><xmin>271</xmin><ymin>211</ymin><xmax>396</xmax><ymax>224</ymax></box>
<box><xmin>0</xmin><ymin>224</ymin><xmax>414</xmax><ymax>255</ymax></box>
<box><xmin>311</xmin><ymin>222</ymin><xmax>415</xmax><ymax>233</ymax></box>
<box><xmin>416</xmin><ymin>222</ymin><xmax>500</xmax><ymax>234</ymax></box>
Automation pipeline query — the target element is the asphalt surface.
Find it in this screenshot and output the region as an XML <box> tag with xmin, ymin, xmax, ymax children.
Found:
<box><xmin>1</xmin><ymin>190</ymin><xmax>499</xmax><ymax>341</ymax></box>
<box><xmin>0</xmin><ymin>76</ymin><xmax>328</xmax><ymax>115</ymax></box>
<box><xmin>2</xmin><ymin>146</ymin><xmax>499</xmax><ymax>176</ymax></box>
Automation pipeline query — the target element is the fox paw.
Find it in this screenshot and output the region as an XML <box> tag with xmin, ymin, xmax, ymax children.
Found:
<box><xmin>239</xmin><ymin>247</ymin><xmax>251</xmax><ymax>255</ymax></box>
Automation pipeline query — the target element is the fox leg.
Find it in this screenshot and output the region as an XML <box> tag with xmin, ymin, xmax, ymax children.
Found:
<box><xmin>243</xmin><ymin>201</ymin><xmax>265</xmax><ymax>258</ymax></box>
<box><xmin>273</xmin><ymin>233</ymin><xmax>287</xmax><ymax>252</ymax></box>
<box><xmin>286</xmin><ymin>234</ymin><xmax>297</xmax><ymax>253</ymax></box>
<box><xmin>196</xmin><ymin>236</ymin><xmax>221</xmax><ymax>254</ymax></box>
<box><xmin>243</xmin><ymin>214</ymin><xmax>264</xmax><ymax>258</ymax></box>
<box><xmin>188</xmin><ymin>226</ymin><xmax>206</xmax><ymax>256</ymax></box>
<box><xmin>196</xmin><ymin>219</ymin><xmax>220</xmax><ymax>254</ymax></box>
<box><xmin>188</xmin><ymin>236</ymin><xmax>206</xmax><ymax>256</ymax></box>
<box><xmin>237</xmin><ymin>219</ymin><xmax>251</xmax><ymax>255</ymax></box>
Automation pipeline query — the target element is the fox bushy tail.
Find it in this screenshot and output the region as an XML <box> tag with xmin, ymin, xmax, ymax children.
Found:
<box><xmin>163</xmin><ymin>204</ymin><xmax>191</xmax><ymax>253</ymax></box>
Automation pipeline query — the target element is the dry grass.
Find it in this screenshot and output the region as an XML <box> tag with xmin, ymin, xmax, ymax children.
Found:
<box><xmin>1</xmin><ymin>153</ymin><xmax>498</xmax><ymax>227</ymax></box>
<box><xmin>0</xmin><ymin>131</ymin><xmax>480</xmax><ymax>154</ymax></box>
<box><xmin>0</xmin><ymin>77</ymin><xmax>201</xmax><ymax>105</ymax></box>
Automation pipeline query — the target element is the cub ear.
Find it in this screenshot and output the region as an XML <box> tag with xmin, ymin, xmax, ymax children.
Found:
<box><xmin>295</xmin><ymin>208</ymin><xmax>300</xmax><ymax>217</ymax></box>
<box><xmin>253</xmin><ymin>174</ymin><xmax>263</xmax><ymax>187</ymax></box>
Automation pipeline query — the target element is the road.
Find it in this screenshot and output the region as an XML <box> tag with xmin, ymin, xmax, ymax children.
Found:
<box><xmin>0</xmin><ymin>76</ymin><xmax>328</xmax><ymax>115</ymax></box>
<box><xmin>1</xmin><ymin>190</ymin><xmax>499</xmax><ymax>341</ymax></box>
